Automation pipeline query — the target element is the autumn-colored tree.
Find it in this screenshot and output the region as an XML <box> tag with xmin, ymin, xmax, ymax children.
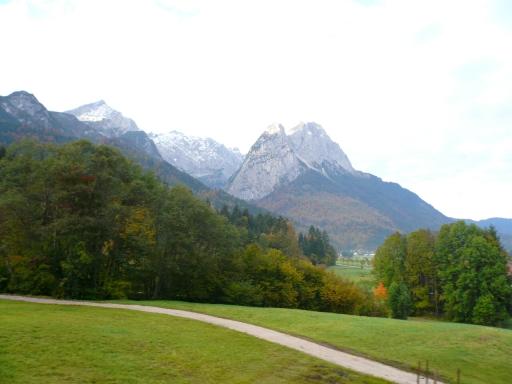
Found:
<box><xmin>373</xmin><ymin>282</ymin><xmax>388</xmax><ymax>301</ymax></box>
<box><xmin>320</xmin><ymin>272</ymin><xmax>365</xmax><ymax>314</ymax></box>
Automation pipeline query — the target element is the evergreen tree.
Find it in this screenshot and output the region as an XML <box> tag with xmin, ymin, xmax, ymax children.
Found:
<box><xmin>388</xmin><ymin>282</ymin><xmax>412</xmax><ymax>319</ymax></box>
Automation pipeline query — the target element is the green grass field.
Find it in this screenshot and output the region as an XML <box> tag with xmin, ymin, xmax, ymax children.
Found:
<box><xmin>327</xmin><ymin>265</ymin><xmax>375</xmax><ymax>291</ymax></box>
<box><xmin>0</xmin><ymin>300</ymin><xmax>388</xmax><ymax>384</ymax></box>
<box><xmin>114</xmin><ymin>300</ymin><xmax>512</xmax><ymax>384</ymax></box>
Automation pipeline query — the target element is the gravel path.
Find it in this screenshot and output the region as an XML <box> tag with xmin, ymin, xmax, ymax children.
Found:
<box><xmin>0</xmin><ymin>294</ymin><xmax>441</xmax><ymax>384</ymax></box>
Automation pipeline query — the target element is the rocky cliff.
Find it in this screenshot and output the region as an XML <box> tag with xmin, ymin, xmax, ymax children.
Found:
<box><xmin>226</xmin><ymin>122</ymin><xmax>355</xmax><ymax>200</ymax></box>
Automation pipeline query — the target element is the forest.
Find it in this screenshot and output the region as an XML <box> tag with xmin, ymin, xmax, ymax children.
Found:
<box><xmin>372</xmin><ymin>223</ymin><xmax>512</xmax><ymax>326</ymax></box>
<box><xmin>0</xmin><ymin>139</ymin><xmax>383</xmax><ymax>316</ymax></box>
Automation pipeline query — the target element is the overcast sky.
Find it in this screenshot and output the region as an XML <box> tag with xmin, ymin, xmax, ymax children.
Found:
<box><xmin>1</xmin><ymin>0</ymin><xmax>511</xmax><ymax>221</ymax></box>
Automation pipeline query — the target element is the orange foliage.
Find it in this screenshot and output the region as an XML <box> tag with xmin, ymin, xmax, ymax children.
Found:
<box><xmin>373</xmin><ymin>282</ymin><xmax>388</xmax><ymax>301</ymax></box>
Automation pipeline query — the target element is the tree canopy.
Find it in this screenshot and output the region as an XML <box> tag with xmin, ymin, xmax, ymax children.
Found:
<box><xmin>0</xmin><ymin>139</ymin><xmax>383</xmax><ymax>318</ymax></box>
<box><xmin>372</xmin><ymin>222</ymin><xmax>512</xmax><ymax>325</ymax></box>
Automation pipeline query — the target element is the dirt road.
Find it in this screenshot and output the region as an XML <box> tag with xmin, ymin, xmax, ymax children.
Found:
<box><xmin>0</xmin><ymin>294</ymin><xmax>441</xmax><ymax>384</ymax></box>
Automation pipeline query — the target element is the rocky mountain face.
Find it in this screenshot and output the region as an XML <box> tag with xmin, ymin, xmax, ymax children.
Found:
<box><xmin>227</xmin><ymin>121</ymin><xmax>451</xmax><ymax>251</ymax></box>
<box><xmin>0</xmin><ymin>91</ymin><xmax>54</xmax><ymax>129</ymax></box>
<box><xmin>65</xmin><ymin>100</ymin><xmax>140</xmax><ymax>138</ymax></box>
<box><xmin>0</xmin><ymin>91</ymin><xmax>95</xmax><ymax>141</ymax></box>
<box><xmin>226</xmin><ymin>121</ymin><xmax>355</xmax><ymax>200</ymax></box>
<box><xmin>150</xmin><ymin>131</ymin><xmax>244</xmax><ymax>189</ymax></box>
<box><xmin>227</xmin><ymin>123</ymin><xmax>307</xmax><ymax>200</ymax></box>
<box><xmin>119</xmin><ymin>131</ymin><xmax>163</xmax><ymax>160</ymax></box>
<box><xmin>288</xmin><ymin>122</ymin><xmax>355</xmax><ymax>176</ymax></box>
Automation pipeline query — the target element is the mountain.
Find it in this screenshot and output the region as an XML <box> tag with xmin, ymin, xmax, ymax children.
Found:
<box><xmin>0</xmin><ymin>91</ymin><xmax>266</xmax><ymax>216</ymax></box>
<box><xmin>0</xmin><ymin>91</ymin><xmax>94</xmax><ymax>144</ymax></box>
<box><xmin>227</xmin><ymin>122</ymin><xmax>452</xmax><ymax>250</ymax></box>
<box><xmin>226</xmin><ymin>123</ymin><xmax>307</xmax><ymax>200</ymax></box>
<box><xmin>226</xmin><ymin>122</ymin><xmax>356</xmax><ymax>200</ymax></box>
<box><xmin>119</xmin><ymin>131</ymin><xmax>163</xmax><ymax>160</ymax></box>
<box><xmin>149</xmin><ymin>131</ymin><xmax>244</xmax><ymax>189</ymax></box>
<box><xmin>287</xmin><ymin>122</ymin><xmax>355</xmax><ymax>176</ymax></box>
<box><xmin>65</xmin><ymin>100</ymin><xmax>140</xmax><ymax>137</ymax></box>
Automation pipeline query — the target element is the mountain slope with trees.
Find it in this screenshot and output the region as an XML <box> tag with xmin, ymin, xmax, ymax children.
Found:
<box><xmin>256</xmin><ymin>168</ymin><xmax>451</xmax><ymax>251</ymax></box>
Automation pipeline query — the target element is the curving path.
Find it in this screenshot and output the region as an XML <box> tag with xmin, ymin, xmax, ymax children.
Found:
<box><xmin>0</xmin><ymin>294</ymin><xmax>441</xmax><ymax>384</ymax></box>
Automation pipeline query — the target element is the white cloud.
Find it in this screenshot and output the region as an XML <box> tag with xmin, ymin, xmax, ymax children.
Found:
<box><xmin>1</xmin><ymin>0</ymin><xmax>511</xmax><ymax>220</ymax></box>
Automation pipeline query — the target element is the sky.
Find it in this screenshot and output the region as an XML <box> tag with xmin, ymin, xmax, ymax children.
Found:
<box><xmin>1</xmin><ymin>0</ymin><xmax>511</xmax><ymax>221</ymax></box>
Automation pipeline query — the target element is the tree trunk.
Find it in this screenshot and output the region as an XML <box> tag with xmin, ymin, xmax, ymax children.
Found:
<box><xmin>151</xmin><ymin>273</ymin><xmax>163</xmax><ymax>300</ymax></box>
<box><xmin>2</xmin><ymin>250</ymin><xmax>16</xmax><ymax>286</ymax></box>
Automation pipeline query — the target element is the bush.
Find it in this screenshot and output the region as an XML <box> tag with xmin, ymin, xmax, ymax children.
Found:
<box><xmin>320</xmin><ymin>272</ymin><xmax>365</xmax><ymax>315</ymax></box>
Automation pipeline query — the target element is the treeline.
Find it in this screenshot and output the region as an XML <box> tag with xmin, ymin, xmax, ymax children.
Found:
<box><xmin>0</xmin><ymin>139</ymin><xmax>385</xmax><ymax>316</ymax></box>
<box><xmin>218</xmin><ymin>205</ymin><xmax>337</xmax><ymax>266</ymax></box>
<box><xmin>372</xmin><ymin>223</ymin><xmax>512</xmax><ymax>325</ymax></box>
<box><xmin>298</xmin><ymin>226</ymin><xmax>337</xmax><ymax>266</ymax></box>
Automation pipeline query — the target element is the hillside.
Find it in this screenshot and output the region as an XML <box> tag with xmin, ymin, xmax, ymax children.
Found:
<box><xmin>1</xmin><ymin>300</ymin><xmax>385</xmax><ymax>384</ymax></box>
<box><xmin>256</xmin><ymin>169</ymin><xmax>451</xmax><ymax>250</ymax></box>
<box><xmin>121</xmin><ymin>300</ymin><xmax>512</xmax><ymax>384</ymax></box>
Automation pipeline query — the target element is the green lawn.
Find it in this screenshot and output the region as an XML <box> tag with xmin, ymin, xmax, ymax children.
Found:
<box><xmin>113</xmin><ymin>299</ymin><xmax>512</xmax><ymax>384</ymax></box>
<box><xmin>327</xmin><ymin>265</ymin><xmax>375</xmax><ymax>290</ymax></box>
<box><xmin>0</xmin><ymin>300</ymin><xmax>388</xmax><ymax>384</ymax></box>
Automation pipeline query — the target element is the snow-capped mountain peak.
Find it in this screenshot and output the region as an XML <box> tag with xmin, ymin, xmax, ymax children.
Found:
<box><xmin>73</xmin><ymin>100</ymin><xmax>109</xmax><ymax>122</ymax></box>
<box><xmin>264</xmin><ymin>122</ymin><xmax>285</xmax><ymax>136</ymax></box>
<box><xmin>65</xmin><ymin>101</ymin><xmax>139</xmax><ymax>137</ymax></box>
<box><xmin>149</xmin><ymin>131</ymin><xmax>244</xmax><ymax>189</ymax></box>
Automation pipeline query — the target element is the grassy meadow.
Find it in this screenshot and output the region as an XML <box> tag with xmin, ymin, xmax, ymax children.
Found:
<box><xmin>0</xmin><ymin>299</ymin><xmax>388</xmax><ymax>384</ymax></box>
<box><xmin>3</xmin><ymin>296</ymin><xmax>511</xmax><ymax>384</ymax></box>
<box><xmin>327</xmin><ymin>264</ymin><xmax>375</xmax><ymax>291</ymax></box>
<box><xmin>118</xmin><ymin>299</ymin><xmax>512</xmax><ymax>384</ymax></box>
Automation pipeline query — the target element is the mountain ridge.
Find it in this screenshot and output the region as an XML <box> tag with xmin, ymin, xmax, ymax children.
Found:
<box><xmin>0</xmin><ymin>91</ymin><xmax>267</xmax><ymax>216</ymax></box>
<box><xmin>3</xmin><ymin>91</ymin><xmax>510</xmax><ymax>251</ymax></box>
<box><xmin>149</xmin><ymin>130</ymin><xmax>243</xmax><ymax>189</ymax></box>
